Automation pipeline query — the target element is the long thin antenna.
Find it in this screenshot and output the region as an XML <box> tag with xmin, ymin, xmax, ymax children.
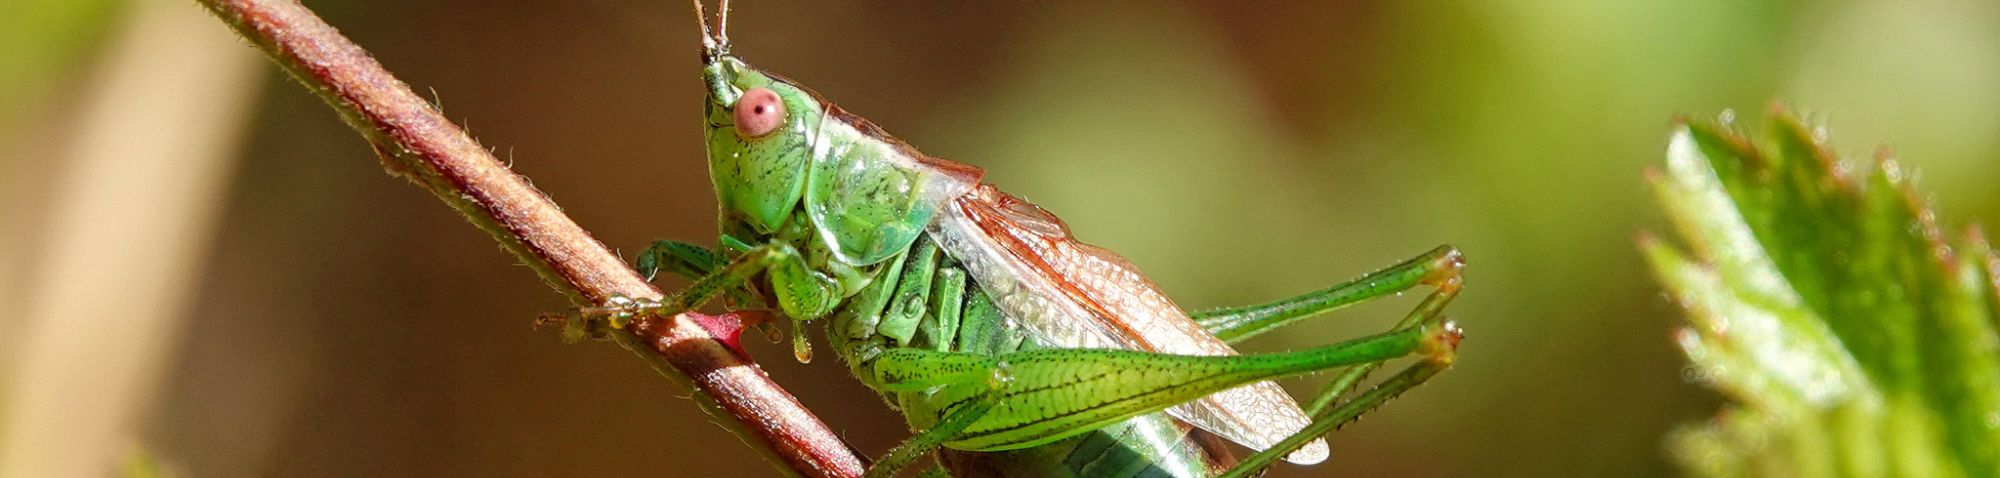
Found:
<box><xmin>692</xmin><ymin>0</ymin><xmax>716</xmax><ymax>53</ymax></box>
<box><xmin>716</xmin><ymin>0</ymin><xmax>732</xmax><ymax>47</ymax></box>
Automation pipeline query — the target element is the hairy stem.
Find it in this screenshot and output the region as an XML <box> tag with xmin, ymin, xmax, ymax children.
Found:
<box><xmin>191</xmin><ymin>1</ymin><xmax>864</xmax><ymax>476</ymax></box>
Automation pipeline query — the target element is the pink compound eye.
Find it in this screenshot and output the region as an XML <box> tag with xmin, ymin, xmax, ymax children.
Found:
<box><xmin>733</xmin><ymin>88</ymin><xmax>786</xmax><ymax>138</ymax></box>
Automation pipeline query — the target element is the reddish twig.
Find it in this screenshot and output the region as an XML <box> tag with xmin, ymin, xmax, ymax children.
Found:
<box><xmin>192</xmin><ymin>1</ymin><xmax>865</xmax><ymax>476</ymax></box>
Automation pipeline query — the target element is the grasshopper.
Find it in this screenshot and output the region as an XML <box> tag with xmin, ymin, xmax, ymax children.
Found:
<box><xmin>581</xmin><ymin>2</ymin><xmax>1467</xmax><ymax>476</ymax></box>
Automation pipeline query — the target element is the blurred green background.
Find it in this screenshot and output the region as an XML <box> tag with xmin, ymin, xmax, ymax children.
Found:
<box><xmin>4</xmin><ymin>0</ymin><xmax>1999</xmax><ymax>476</ymax></box>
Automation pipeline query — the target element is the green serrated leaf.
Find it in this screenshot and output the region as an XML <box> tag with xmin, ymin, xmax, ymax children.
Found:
<box><xmin>1646</xmin><ymin>108</ymin><xmax>2000</xmax><ymax>477</ymax></box>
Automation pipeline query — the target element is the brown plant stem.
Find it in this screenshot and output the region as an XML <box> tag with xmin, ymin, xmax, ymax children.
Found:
<box><xmin>192</xmin><ymin>1</ymin><xmax>866</xmax><ymax>476</ymax></box>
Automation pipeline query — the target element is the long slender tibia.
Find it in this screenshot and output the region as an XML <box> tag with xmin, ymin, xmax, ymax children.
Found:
<box><xmin>1308</xmin><ymin>275</ymin><xmax>1462</xmax><ymax>416</ymax></box>
<box><xmin>634</xmin><ymin>240</ymin><xmax>758</xmax><ymax>306</ymax></box>
<box><xmin>865</xmin><ymin>386</ymin><xmax>1002</xmax><ymax>478</ymax></box>
<box><xmin>631</xmin><ymin>240</ymin><xmax>775</xmax><ymax>336</ymax></box>
<box><xmin>1219</xmin><ymin>355</ymin><xmax>1453</xmax><ymax>478</ymax></box>
<box><xmin>1195</xmin><ymin>245</ymin><xmax>1463</xmax><ymax>343</ymax></box>
<box><xmin>1229</xmin><ymin>273</ymin><xmax>1465</xmax><ymax>476</ymax></box>
<box><xmin>581</xmin><ymin>244</ymin><xmax>783</xmax><ymax>327</ymax></box>
<box><xmin>858</xmin><ymin>346</ymin><xmax>1015</xmax><ymax>478</ymax></box>
<box><xmin>623</xmin><ymin>239</ymin><xmax>839</xmax><ymax>363</ymax></box>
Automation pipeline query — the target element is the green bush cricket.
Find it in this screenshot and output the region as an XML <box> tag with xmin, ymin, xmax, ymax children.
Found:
<box><xmin>577</xmin><ymin>2</ymin><xmax>1469</xmax><ymax>476</ymax></box>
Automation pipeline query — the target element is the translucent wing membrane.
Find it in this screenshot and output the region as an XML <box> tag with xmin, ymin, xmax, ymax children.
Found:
<box><xmin>929</xmin><ymin>184</ymin><xmax>1329</xmax><ymax>465</ymax></box>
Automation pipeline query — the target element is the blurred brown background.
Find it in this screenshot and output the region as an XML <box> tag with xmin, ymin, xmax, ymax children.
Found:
<box><xmin>4</xmin><ymin>0</ymin><xmax>1999</xmax><ymax>476</ymax></box>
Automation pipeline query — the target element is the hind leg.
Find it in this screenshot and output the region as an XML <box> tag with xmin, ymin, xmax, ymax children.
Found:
<box><xmin>1194</xmin><ymin>245</ymin><xmax>1463</xmax><ymax>343</ymax></box>
<box><xmin>1218</xmin><ymin>274</ymin><xmax>1464</xmax><ymax>478</ymax></box>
